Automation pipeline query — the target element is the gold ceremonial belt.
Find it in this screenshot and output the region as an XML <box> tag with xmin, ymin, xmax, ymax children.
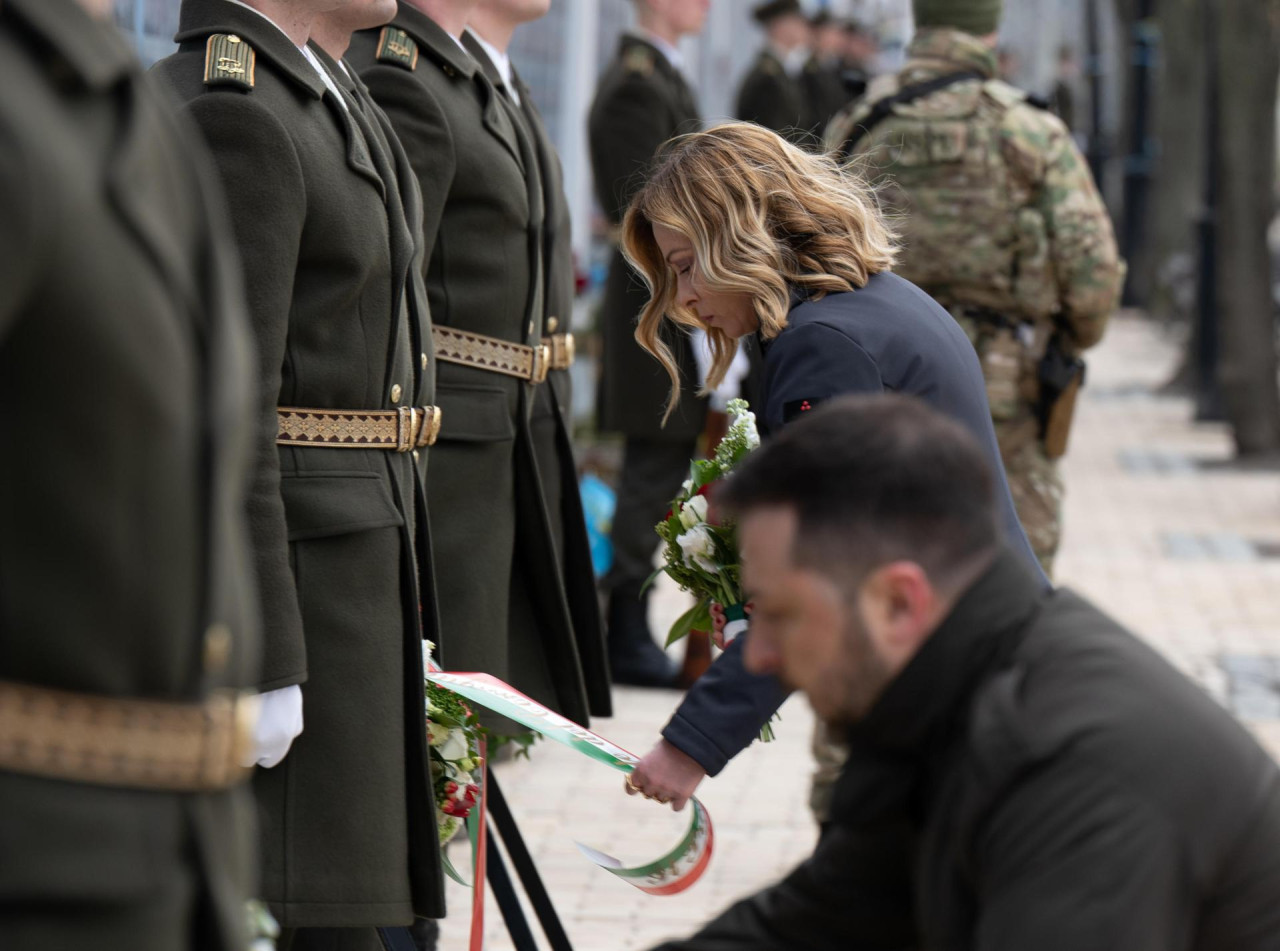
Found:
<box><xmin>433</xmin><ymin>325</ymin><xmax>551</xmax><ymax>385</ymax></box>
<box><xmin>277</xmin><ymin>406</ymin><xmax>442</xmax><ymax>451</ymax></box>
<box><xmin>0</xmin><ymin>680</ymin><xmax>258</xmax><ymax>792</ymax></box>
<box><xmin>544</xmin><ymin>332</ymin><xmax>576</xmax><ymax>371</ymax></box>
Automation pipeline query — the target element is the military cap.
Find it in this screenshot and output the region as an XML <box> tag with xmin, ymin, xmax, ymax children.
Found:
<box><xmin>753</xmin><ymin>0</ymin><xmax>805</xmax><ymax>25</ymax></box>
<box><xmin>912</xmin><ymin>0</ymin><xmax>1003</xmax><ymax>36</ymax></box>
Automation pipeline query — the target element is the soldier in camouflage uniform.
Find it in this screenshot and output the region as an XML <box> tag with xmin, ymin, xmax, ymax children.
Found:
<box><xmin>809</xmin><ymin>0</ymin><xmax>1122</xmax><ymax>826</ymax></box>
<box><xmin>826</xmin><ymin>0</ymin><xmax>1123</xmax><ymax>578</ymax></box>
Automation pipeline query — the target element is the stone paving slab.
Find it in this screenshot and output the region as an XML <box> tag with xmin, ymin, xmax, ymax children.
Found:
<box><xmin>438</xmin><ymin>313</ymin><xmax>1280</xmax><ymax>949</ymax></box>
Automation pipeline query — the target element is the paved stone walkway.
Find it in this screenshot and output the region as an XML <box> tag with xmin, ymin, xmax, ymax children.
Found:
<box><xmin>438</xmin><ymin>313</ymin><xmax>1280</xmax><ymax>949</ymax></box>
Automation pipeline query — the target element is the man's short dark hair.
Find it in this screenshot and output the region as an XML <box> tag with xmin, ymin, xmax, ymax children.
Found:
<box><xmin>721</xmin><ymin>394</ymin><xmax>999</xmax><ymax>586</ymax></box>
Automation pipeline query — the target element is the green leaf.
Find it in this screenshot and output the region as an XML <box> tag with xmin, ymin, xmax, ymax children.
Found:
<box><xmin>639</xmin><ymin>565</ymin><xmax>665</xmax><ymax>596</ymax></box>
<box><xmin>664</xmin><ymin>601</ymin><xmax>703</xmax><ymax>647</ymax></box>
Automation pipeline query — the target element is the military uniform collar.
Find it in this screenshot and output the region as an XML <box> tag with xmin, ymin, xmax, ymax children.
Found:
<box><xmin>5</xmin><ymin>0</ymin><xmax>137</xmax><ymax>90</ymax></box>
<box><xmin>904</xmin><ymin>27</ymin><xmax>998</xmax><ymax>79</ymax></box>
<box><xmin>392</xmin><ymin>4</ymin><xmax>478</xmax><ymax>79</ymax></box>
<box><xmin>307</xmin><ymin>41</ymin><xmax>358</xmax><ymax>95</ymax></box>
<box><xmin>174</xmin><ymin>0</ymin><xmax>327</xmax><ymax>99</ymax></box>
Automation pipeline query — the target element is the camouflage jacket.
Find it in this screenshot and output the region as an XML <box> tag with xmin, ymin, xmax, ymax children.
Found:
<box><xmin>826</xmin><ymin>29</ymin><xmax>1122</xmax><ymax>351</ymax></box>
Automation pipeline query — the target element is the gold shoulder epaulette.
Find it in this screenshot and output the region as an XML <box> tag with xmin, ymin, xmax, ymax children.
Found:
<box><xmin>203</xmin><ymin>34</ymin><xmax>255</xmax><ymax>89</ymax></box>
<box><xmin>624</xmin><ymin>45</ymin><xmax>654</xmax><ymax>77</ymax></box>
<box><xmin>376</xmin><ymin>26</ymin><xmax>419</xmax><ymax>70</ymax></box>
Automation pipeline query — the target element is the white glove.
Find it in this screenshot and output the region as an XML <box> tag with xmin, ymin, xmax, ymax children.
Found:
<box><xmin>243</xmin><ymin>685</ymin><xmax>304</xmax><ymax>768</ymax></box>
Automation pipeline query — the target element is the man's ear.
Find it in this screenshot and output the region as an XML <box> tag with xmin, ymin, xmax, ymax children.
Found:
<box><xmin>858</xmin><ymin>561</ymin><xmax>938</xmax><ymax>670</ymax></box>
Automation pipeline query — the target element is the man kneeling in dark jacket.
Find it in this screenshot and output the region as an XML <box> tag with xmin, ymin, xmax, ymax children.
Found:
<box><xmin>654</xmin><ymin>394</ymin><xmax>1280</xmax><ymax>951</ymax></box>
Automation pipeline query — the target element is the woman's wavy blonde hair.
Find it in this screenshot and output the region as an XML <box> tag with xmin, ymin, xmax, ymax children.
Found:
<box><xmin>622</xmin><ymin>121</ymin><xmax>897</xmax><ymax>422</ymax></box>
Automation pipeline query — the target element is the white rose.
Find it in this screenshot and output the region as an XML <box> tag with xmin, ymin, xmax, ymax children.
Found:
<box><xmin>678</xmin><ymin>494</ymin><xmax>709</xmax><ymax>530</ymax></box>
<box><xmin>427</xmin><ymin>721</ymin><xmax>450</xmax><ymax>747</ymax></box>
<box><xmin>680</xmin><ymin>477</ymin><xmax>694</xmax><ymax>496</ymax></box>
<box><xmin>677</xmin><ymin>524</ymin><xmax>719</xmax><ymax>574</ymax></box>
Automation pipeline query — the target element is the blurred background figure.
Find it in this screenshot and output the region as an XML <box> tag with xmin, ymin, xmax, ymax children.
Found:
<box><xmin>588</xmin><ymin>0</ymin><xmax>710</xmax><ymax>689</ymax></box>
<box><xmin>735</xmin><ymin>0</ymin><xmax>813</xmax><ymax>146</ymax></box>
<box><xmin>837</xmin><ymin>17</ymin><xmax>878</xmax><ymax>101</ymax></box>
<box><xmin>0</xmin><ymin>0</ymin><xmax>262</xmax><ymax>948</ymax></box>
<box><xmin>803</xmin><ymin>11</ymin><xmax>853</xmax><ymax>139</ymax></box>
<box><xmin>1050</xmin><ymin>42</ymin><xmax>1077</xmax><ymax>131</ymax></box>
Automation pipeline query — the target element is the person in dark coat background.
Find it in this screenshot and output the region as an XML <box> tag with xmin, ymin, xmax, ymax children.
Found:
<box><xmin>802</xmin><ymin>11</ymin><xmax>853</xmax><ymax>138</ymax></box>
<box><xmin>588</xmin><ymin>0</ymin><xmax>711</xmax><ymax>688</ymax></box>
<box><xmin>735</xmin><ymin>0</ymin><xmax>813</xmax><ymax>146</ymax></box>
<box><xmin>1</xmin><ymin>0</ymin><xmax>261</xmax><ymax>946</ymax></box>
<box><xmin>619</xmin><ymin>122</ymin><xmax>1046</xmax><ymax>810</ymax></box>
<box><xmin>651</xmin><ymin>394</ymin><xmax>1280</xmax><ymax>951</ymax></box>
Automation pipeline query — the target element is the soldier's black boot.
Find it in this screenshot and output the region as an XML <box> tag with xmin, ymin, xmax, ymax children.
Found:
<box><xmin>606</xmin><ymin>583</ymin><xmax>680</xmax><ymax>688</ymax></box>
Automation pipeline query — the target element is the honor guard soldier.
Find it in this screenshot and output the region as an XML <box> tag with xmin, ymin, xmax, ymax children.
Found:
<box><xmin>588</xmin><ymin>0</ymin><xmax>710</xmax><ymax>687</ymax></box>
<box><xmin>463</xmin><ymin>1</ymin><xmax>612</xmax><ymax>721</ymax></box>
<box><xmin>153</xmin><ymin>0</ymin><xmax>446</xmax><ymax>946</ymax></box>
<box><xmin>826</xmin><ymin>0</ymin><xmax>1123</xmax><ymax>576</ymax></box>
<box><xmin>735</xmin><ymin>0</ymin><xmax>814</xmax><ymax>147</ymax></box>
<box><xmin>0</xmin><ymin>0</ymin><xmax>261</xmax><ymax>948</ymax></box>
<box><xmin>348</xmin><ymin>0</ymin><xmax>608</xmax><ymax>731</ymax></box>
<box><xmin>802</xmin><ymin>12</ymin><xmax>854</xmax><ymax>137</ymax></box>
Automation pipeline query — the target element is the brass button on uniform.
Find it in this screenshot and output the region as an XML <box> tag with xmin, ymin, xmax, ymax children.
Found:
<box><xmin>547</xmin><ymin>316</ymin><xmax>559</xmax><ymax>333</ymax></box>
<box><xmin>227</xmin><ymin>34</ymin><xmax>241</xmax><ymax>43</ymax></box>
<box><xmin>420</xmin><ymin>352</ymin><xmax>428</xmax><ymax>370</ymax></box>
<box><xmin>390</xmin><ymin>383</ymin><xmax>402</xmax><ymax>404</ymax></box>
<box><xmin>204</xmin><ymin>623</ymin><xmax>232</xmax><ymax>673</ymax></box>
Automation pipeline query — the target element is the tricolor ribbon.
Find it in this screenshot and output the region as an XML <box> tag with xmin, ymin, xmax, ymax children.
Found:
<box><xmin>427</xmin><ymin>670</ymin><xmax>714</xmax><ymax>898</ymax></box>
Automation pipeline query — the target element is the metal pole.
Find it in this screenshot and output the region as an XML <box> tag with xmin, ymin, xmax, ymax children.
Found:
<box><xmin>1194</xmin><ymin>0</ymin><xmax>1223</xmax><ymax>421</ymax></box>
<box><xmin>1085</xmin><ymin>0</ymin><xmax>1107</xmax><ymax>188</ymax></box>
<box><xmin>1120</xmin><ymin>1</ymin><xmax>1158</xmax><ymax>306</ymax></box>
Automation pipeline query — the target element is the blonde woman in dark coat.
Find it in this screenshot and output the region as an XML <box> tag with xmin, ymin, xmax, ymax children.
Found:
<box><xmin>618</xmin><ymin>122</ymin><xmax>1046</xmax><ymax>810</ymax></box>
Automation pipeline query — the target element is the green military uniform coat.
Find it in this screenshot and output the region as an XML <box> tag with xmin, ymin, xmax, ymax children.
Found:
<box><xmin>589</xmin><ymin>34</ymin><xmax>707</xmax><ymax>442</ymax></box>
<box><xmin>348</xmin><ymin>6</ymin><xmax>602</xmax><ymax>727</ymax></box>
<box><xmin>735</xmin><ymin>48</ymin><xmax>811</xmax><ymax>146</ymax></box>
<box><xmin>0</xmin><ymin>0</ymin><xmax>259</xmax><ymax>947</ymax></box>
<box><xmin>464</xmin><ymin>32</ymin><xmax>611</xmax><ymax>717</ymax></box>
<box><xmin>153</xmin><ymin>0</ymin><xmax>443</xmax><ymax>926</ymax></box>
